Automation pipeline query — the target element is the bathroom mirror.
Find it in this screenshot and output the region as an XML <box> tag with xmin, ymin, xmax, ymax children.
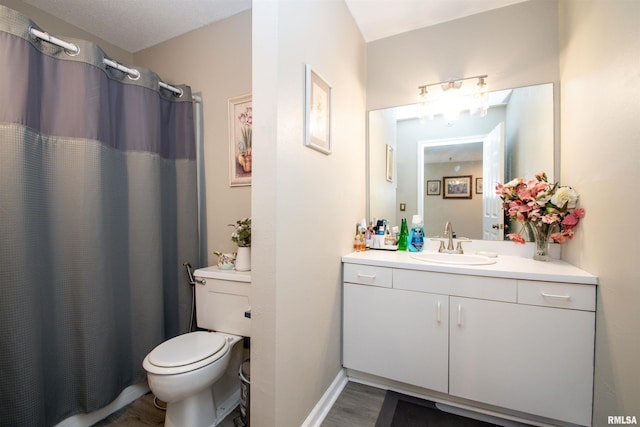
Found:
<box><xmin>368</xmin><ymin>83</ymin><xmax>555</xmax><ymax>240</ymax></box>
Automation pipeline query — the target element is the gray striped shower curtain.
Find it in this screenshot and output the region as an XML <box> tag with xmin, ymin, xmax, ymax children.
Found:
<box><xmin>0</xmin><ymin>5</ymin><xmax>199</xmax><ymax>425</ymax></box>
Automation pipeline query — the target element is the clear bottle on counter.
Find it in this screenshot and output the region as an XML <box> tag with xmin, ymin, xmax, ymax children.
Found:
<box><xmin>353</xmin><ymin>224</ymin><xmax>366</xmax><ymax>252</ymax></box>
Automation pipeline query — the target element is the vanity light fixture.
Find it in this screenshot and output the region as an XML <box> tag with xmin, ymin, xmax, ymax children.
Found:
<box><xmin>470</xmin><ymin>76</ymin><xmax>489</xmax><ymax>117</ymax></box>
<box><xmin>418</xmin><ymin>75</ymin><xmax>489</xmax><ymax>124</ymax></box>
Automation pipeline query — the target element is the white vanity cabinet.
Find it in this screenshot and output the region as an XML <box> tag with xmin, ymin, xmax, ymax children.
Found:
<box><xmin>449</xmin><ymin>294</ymin><xmax>595</xmax><ymax>426</ymax></box>
<box><xmin>342</xmin><ymin>253</ymin><xmax>597</xmax><ymax>426</ymax></box>
<box><xmin>343</xmin><ymin>264</ymin><xmax>449</xmax><ymax>392</ymax></box>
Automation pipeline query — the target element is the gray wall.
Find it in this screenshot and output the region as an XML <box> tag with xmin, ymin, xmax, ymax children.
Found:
<box><xmin>560</xmin><ymin>0</ymin><xmax>640</xmax><ymax>424</ymax></box>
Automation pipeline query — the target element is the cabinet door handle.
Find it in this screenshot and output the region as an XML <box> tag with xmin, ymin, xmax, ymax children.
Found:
<box><xmin>457</xmin><ymin>304</ymin><xmax>463</xmax><ymax>326</ymax></box>
<box><xmin>541</xmin><ymin>292</ymin><xmax>571</xmax><ymax>300</ymax></box>
<box><xmin>436</xmin><ymin>301</ymin><xmax>441</xmax><ymax>323</ymax></box>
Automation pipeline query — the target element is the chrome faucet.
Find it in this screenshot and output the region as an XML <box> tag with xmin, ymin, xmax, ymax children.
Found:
<box><xmin>444</xmin><ymin>221</ymin><xmax>455</xmax><ymax>252</ymax></box>
<box><xmin>436</xmin><ymin>221</ymin><xmax>467</xmax><ymax>254</ymax></box>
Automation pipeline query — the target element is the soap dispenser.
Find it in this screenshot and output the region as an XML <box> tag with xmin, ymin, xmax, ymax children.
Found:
<box><xmin>408</xmin><ymin>215</ymin><xmax>425</xmax><ymax>252</ymax></box>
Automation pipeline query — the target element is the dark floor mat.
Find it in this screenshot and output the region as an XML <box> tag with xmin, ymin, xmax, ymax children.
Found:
<box><xmin>376</xmin><ymin>391</ymin><xmax>499</xmax><ymax>427</ymax></box>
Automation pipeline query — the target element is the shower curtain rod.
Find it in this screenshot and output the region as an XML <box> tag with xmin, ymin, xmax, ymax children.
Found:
<box><xmin>28</xmin><ymin>26</ymin><xmax>196</xmax><ymax>101</ymax></box>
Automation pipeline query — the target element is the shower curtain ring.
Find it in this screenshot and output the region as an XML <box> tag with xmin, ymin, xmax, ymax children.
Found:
<box><xmin>64</xmin><ymin>44</ymin><xmax>80</xmax><ymax>57</ymax></box>
<box><xmin>127</xmin><ymin>69</ymin><xmax>141</xmax><ymax>81</ymax></box>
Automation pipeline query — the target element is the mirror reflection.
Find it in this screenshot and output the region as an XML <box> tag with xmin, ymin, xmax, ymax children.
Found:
<box><xmin>369</xmin><ymin>83</ymin><xmax>554</xmax><ymax>241</ymax></box>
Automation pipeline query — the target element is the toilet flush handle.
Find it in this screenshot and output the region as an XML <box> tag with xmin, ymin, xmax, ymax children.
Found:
<box><xmin>183</xmin><ymin>261</ymin><xmax>206</xmax><ymax>285</ymax></box>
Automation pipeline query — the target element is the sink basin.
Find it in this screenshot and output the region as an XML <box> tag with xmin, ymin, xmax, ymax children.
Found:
<box><xmin>410</xmin><ymin>252</ymin><xmax>497</xmax><ymax>265</ymax></box>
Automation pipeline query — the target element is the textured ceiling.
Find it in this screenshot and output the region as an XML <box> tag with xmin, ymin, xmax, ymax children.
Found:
<box><xmin>21</xmin><ymin>0</ymin><xmax>252</xmax><ymax>52</ymax></box>
<box><xmin>20</xmin><ymin>0</ymin><xmax>529</xmax><ymax>53</ymax></box>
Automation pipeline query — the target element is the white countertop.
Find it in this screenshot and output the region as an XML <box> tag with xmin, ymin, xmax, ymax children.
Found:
<box><xmin>194</xmin><ymin>265</ymin><xmax>251</xmax><ymax>283</ymax></box>
<box><xmin>342</xmin><ymin>250</ymin><xmax>598</xmax><ymax>285</ymax></box>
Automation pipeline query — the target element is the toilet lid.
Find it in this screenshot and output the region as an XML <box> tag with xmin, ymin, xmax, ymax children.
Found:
<box><xmin>148</xmin><ymin>331</ymin><xmax>227</xmax><ymax>368</ymax></box>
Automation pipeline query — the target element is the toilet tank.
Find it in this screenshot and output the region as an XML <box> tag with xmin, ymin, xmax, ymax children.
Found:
<box><xmin>193</xmin><ymin>266</ymin><xmax>251</xmax><ymax>337</ymax></box>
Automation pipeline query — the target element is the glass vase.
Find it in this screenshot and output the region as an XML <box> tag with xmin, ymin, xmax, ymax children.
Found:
<box><xmin>527</xmin><ymin>222</ymin><xmax>554</xmax><ymax>261</ymax></box>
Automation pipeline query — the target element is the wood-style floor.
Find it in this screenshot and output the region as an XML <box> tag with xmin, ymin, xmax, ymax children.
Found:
<box><xmin>321</xmin><ymin>381</ymin><xmax>386</xmax><ymax>427</ymax></box>
<box><xmin>93</xmin><ymin>381</ymin><xmax>530</xmax><ymax>426</ymax></box>
<box><xmin>92</xmin><ymin>393</ymin><xmax>165</xmax><ymax>426</ymax></box>
<box><xmin>92</xmin><ymin>392</ymin><xmax>242</xmax><ymax>427</ymax></box>
<box><xmin>92</xmin><ymin>381</ymin><xmax>380</xmax><ymax>427</ymax></box>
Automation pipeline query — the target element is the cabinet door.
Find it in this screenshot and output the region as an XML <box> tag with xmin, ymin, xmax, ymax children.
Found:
<box><xmin>449</xmin><ymin>297</ymin><xmax>594</xmax><ymax>426</ymax></box>
<box><xmin>343</xmin><ymin>283</ymin><xmax>448</xmax><ymax>393</ymax></box>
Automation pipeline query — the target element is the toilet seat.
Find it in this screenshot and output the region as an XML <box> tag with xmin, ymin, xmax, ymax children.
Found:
<box><xmin>143</xmin><ymin>331</ymin><xmax>229</xmax><ymax>375</ymax></box>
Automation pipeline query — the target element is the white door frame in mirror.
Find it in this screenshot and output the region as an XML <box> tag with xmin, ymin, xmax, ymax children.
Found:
<box><xmin>417</xmin><ymin>135</ymin><xmax>486</xmax><ymax>222</ymax></box>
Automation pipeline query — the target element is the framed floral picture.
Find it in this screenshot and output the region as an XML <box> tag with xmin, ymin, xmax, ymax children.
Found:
<box><xmin>443</xmin><ymin>175</ymin><xmax>472</xmax><ymax>199</ymax></box>
<box><xmin>304</xmin><ymin>64</ymin><xmax>332</xmax><ymax>155</ymax></box>
<box><xmin>228</xmin><ymin>94</ymin><xmax>252</xmax><ymax>186</ymax></box>
<box><xmin>476</xmin><ymin>177</ymin><xmax>484</xmax><ymax>194</ymax></box>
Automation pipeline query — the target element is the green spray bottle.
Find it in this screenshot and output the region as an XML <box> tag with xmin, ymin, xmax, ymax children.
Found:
<box><xmin>397</xmin><ymin>218</ymin><xmax>409</xmax><ymax>251</ymax></box>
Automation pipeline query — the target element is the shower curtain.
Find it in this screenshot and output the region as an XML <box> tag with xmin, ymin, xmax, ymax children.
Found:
<box><xmin>0</xmin><ymin>6</ymin><xmax>199</xmax><ymax>426</ymax></box>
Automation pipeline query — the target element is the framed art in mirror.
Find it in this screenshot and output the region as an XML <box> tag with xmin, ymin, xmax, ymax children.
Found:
<box><xmin>304</xmin><ymin>64</ymin><xmax>332</xmax><ymax>155</ymax></box>
<box><xmin>443</xmin><ymin>176</ymin><xmax>472</xmax><ymax>199</ymax></box>
<box><xmin>427</xmin><ymin>180</ymin><xmax>441</xmax><ymax>196</ymax></box>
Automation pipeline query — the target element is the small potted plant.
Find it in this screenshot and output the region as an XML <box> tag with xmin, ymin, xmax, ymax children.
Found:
<box><xmin>230</xmin><ymin>217</ymin><xmax>251</xmax><ymax>271</ymax></box>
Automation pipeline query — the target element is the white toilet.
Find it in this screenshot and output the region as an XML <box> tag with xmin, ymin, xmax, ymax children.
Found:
<box><xmin>143</xmin><ymin>267</ymin><xmax>251</xmax><ymax>427</ymax></box>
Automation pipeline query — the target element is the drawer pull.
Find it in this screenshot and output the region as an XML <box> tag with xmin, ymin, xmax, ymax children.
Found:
<box><xmin>436</xmin><ymin>301</ymin><xmax>441</xmax><ymax>323</ymax></box>
<box><xmin>357</xmin><ymin>273</ymin><xmax>376</xmax><ymax>280</ymax></box>
<box><xmin>541</xmin><ymin>292</ymin><xmax>571</xmax><ymax>300</ymax></box>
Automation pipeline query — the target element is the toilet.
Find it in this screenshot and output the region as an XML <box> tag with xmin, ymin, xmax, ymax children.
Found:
<box><xmin>143</xmin><ymin>267</ymin><xmax>251</xmax><ymax>427</ymax></box>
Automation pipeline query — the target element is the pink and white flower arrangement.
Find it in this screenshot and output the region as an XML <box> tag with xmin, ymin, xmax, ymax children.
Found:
<box><xmin>495</xmin><ymin>171</ymin><xmax>585</xmax><ymax>244</ymax></box>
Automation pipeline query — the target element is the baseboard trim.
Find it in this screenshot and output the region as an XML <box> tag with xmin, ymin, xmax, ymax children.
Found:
<box><xmin>54</xmin><ymin>382</ymin><xmax>150</xmax><ymax>427</ymax></box>
<box><xmin>301</xmin><ymin>369</ymin><xmax>348</xmax><ymax>427</ymax></box>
